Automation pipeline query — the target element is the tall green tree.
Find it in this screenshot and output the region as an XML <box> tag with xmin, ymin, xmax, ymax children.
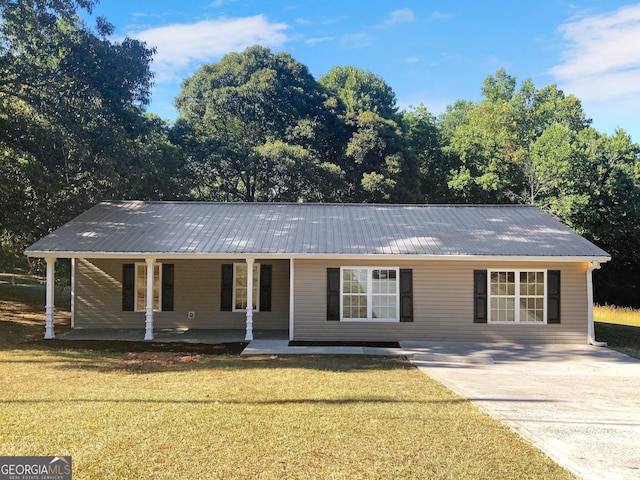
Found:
<box><xmin>445</xmin><ymin>70</ymin><xmax>591</xmax><ymax>203</ymax></box>
<box><xmin>0</xmin><ymin>0</ymin><xmax>158</xmax><ymax>255</ymax></box>
<box><xmin>558</xmin><ymin>129</ymin><xmax>640</xmax><ymax>306</ymax></box>
<box><xmin>318</xmin><ymin>66</ymin><xmax>398</xmax><ymax>120</ymax></box>
<box><xmin>318</xmin><ymin>66</ymin><xmax>418</xmax><ymax>202</ymax></box>
<box><xmin>401</xmin><ymin>104</ymin><xmax>452</xmax><ymax>202</ymax></box>
<box><xmin>174</xmin><ymin>46</ymin><xmax>344</xmax><ymax>202</ymax></box>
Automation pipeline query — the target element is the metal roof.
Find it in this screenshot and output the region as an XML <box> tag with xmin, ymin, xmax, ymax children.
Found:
<box><xmin>25</xmin><ymin>201</ymin><xmax>611</xmax><ymax>260</ymax></box>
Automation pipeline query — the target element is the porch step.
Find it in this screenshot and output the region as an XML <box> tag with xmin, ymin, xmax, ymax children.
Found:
<box><xmin>241</xmin><ymin>340</ymin><xmax>407</xmax><ymax>356</ymax></box>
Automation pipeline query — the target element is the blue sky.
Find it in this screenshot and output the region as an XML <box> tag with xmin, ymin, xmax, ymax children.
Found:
<box><xmin>91</xmin><ymin>1</ymin><xmax>640</xmax><ymax>141</ymax></box>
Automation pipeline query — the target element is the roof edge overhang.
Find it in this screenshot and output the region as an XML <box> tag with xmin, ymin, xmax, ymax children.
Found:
<box><xmin>24</xmin><ymin>251</ymin><xmax>612</xmax><ymax>264</ymax></box>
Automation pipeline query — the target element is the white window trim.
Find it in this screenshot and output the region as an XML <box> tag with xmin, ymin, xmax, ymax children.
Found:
<box><xmin>487</xmin><ymin>269</ymin><xmax>547</xmax><ymax>324</ymax></box>
<box><xmin>232</xmin><ymin>263</ymin><xmax>261</xmax><ymax>313</ymax></box>
<box><xmin>340</xmin><ymin>267</ymin><xmax>400</xmax><ymax>322</ymax></box>
<box><xmin>134</xmin><ymin>262</ymin><xmax>162</xmax><ymax>313</ymax></box>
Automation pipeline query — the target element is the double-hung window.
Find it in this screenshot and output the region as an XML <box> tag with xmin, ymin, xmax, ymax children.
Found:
<box><xmin>135</xmin><ymin>263</ymin><xmax>162</xmax><ymax>312</ymax></box>
<box><xmin>489</xmin><ymin>270</ymin><xmax>546</xmax><ymax>323</ymax></box>
<box><xmin>341</xmin><ymin>267</ymin><xmax>399</xmax><ymax>321</ymax></box>
<box><xmin>232</xmin><ymin>263</ymin><xmax>260</xmax><ymax>312</ymax></box>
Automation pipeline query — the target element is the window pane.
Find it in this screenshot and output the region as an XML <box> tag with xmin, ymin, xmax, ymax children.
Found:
<box><xmin>490</xmin><ymin>271</ymin><xmax>516</xmax><ymax>321</ymax></box>
<box><xmin>372</xmin><ymin>295</ymin><xmax>396</xmax><ymax>319</ymax></box>
<box><xmin>343</xmin><ymin>294</ymin><xmax>367</xmax><ymax>319</ymax></box>
<box><xmin>520</xmin><ymin>297</ymin><xmax>544</xmax><ymax>322</ymax></box>
<box><xmin>371</xmin><ymin>269</ymin><xmax>398</xmax><ymax>320</ymax></box>
<box><xmin>135</xmin><ymin>263</ymin><xmax>161</xmax><ymax>311</ymax></box>
<box><xmin>491</xmin><ymin>271</ymin><xmax>515</xmax><ymax>296</ymax></box>
<box><xmin>505</xmin><ymin>298</ymin><xmax>515</xmax><ymax>321</ymax></box>
<box><xmin>343</xmin><ymin>269</ymin><xmax>367</xmax><ymax>294</ymax></box>
<box><xmin>491</xmin><ymin>296</ymin><xmax>515</xmax><ymax>321</ymax></box>
<box><xmin>518</xmin><ymin>271</ymin><xmax>545</xmax><ymax>322</ymax></box>
<box><xmin>234</xmin><ymin>264</ymin><xmax>259</xmax><ymax>310</ymax></box>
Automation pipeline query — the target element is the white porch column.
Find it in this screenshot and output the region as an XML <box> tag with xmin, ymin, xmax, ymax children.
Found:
<box><xmin>245</xmin><ymin>258</ymin><xmax>254</xmax><ymax>341</ymax></box>
<box><xmin>587</xmin><ymin>261</ymin><xmax>607</xmax><ymax>346</ymax></box>
<box><xmin>144</xmin><ymin>258</ymin><xmax>155</xmax><ymax>341</ymax></box>
<box><xmin>289</xmin><ymin>258</ymin><xmax>295</xmax><ymax>341</ymax></box>
<box><xmin>44</xmin><ymin>257</ymin><xmax>56</xmax><ymax>339</ymax></box>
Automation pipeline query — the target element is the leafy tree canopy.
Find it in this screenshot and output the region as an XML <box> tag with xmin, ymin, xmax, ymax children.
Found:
<box><xmin>0</xmin><ymin>0</ymin><xmax>167</xmax><ymax>256</ymax></box>
<box><xmin>319</xmin><ymin>66</ymin><xmax>398</xmax><ymax>120</ymax></box>
<box><xmin>174</xmin><ymin>45</ymin><xmax>344</xmax><ymax>202</ymax></box>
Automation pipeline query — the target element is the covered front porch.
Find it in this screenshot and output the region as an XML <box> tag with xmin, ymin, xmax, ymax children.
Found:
<box><xmin>38</xmin><ymin>256</ymin><xmax>294</xmax><ymax>342</ymax></box>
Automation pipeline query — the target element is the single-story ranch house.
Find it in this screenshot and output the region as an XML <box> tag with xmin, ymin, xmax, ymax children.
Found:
<box><xmin>25</xmin><ymin>201</ymin><xmax>610</xmax><ymax>344</ymax></box>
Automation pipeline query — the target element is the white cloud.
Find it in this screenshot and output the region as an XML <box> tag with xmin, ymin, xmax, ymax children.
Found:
<box><xmin>130</xmin><ymin>15</ymin><xmax>289</xmax><ymax>83</ymax></box>
<box><xmin>380</xmin><ymin>8</ymin><xmax>415</xmax><ymax>27</ymax></box>
<box><xmin>405</xmin><ymin>57</ymin><xmax>419</xmax><ymax>63</ymax></box>
<box><xmin>340</xmin><ymin>32</ymin><xmax>372</xmax><ymax>49</ymax></box>
<box><xmin>306</xmin><ymin>36</ymin><xmax>333</xmax><ymax>45</ymax></box>
<box><xmin>208</xmin><ymin>0</ymin><xmax>237</xmax><ymax>7</ymax></box>
<box><xmin>550</xmin><ymin>4</ymin><xmax>640</xmax><ymax>105</ymax></box>
<box><xmin>430</xmin><ymin>11</ymin><xmax>451</xmax><ymax>20</ymax></box>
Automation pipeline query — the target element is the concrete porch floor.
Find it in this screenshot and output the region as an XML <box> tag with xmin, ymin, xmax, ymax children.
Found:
<box><xmin>56</xmin><ymin>328</ymin><xmax>288</xmax><ymax>343</ymax></box>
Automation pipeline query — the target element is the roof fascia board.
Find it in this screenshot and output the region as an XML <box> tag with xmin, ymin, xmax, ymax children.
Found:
<box><xmin>25</xmin><ymin>251</ymin><xmax>611</xmax><ymax>263</ymax></box>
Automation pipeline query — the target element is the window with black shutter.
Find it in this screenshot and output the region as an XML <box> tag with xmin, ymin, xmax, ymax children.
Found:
<box><xmin>221</xmin><ymin>263</ymin><xmax>272</xmax><ymax>312</ymax></box>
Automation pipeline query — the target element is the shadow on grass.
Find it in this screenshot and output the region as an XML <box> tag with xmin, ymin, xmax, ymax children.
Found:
<box><xmin>7</xmin><ymin>347</ymin><xmax>413</xmax><ymax>374</ymax></box>
<box><xmin>1</xmin><ymin>396</ymin><xmax>465</xmax><ymax>406</ymax></box>
<box><xmin>595</xmin><ymin>322</ymin><xmax>640</xmax><ymax>359</ymax></box>
<box><xmin>1</xmin><ymin>317</ymin><xmax>412</xmax><ymax>373</ymax></box>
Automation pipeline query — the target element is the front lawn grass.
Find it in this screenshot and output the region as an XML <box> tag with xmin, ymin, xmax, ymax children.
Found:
<box><xmin>0</xmin><ymin>350</ymin><xmax>574</xmax><ymax>480</ymax></box>
<box><xmin>1</xmin><ymin>282</ymin><xmax>575</xmax><ymax>479</ymax></box>
<box><xmin>594</xmin><ymin>305</ymin><xmax>640</xmax><ymax>359</ymax></box>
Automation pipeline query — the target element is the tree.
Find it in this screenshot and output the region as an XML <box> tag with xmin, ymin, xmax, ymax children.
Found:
<box><xmin>174</xmin><ymin>46</ymin><xmax>344</xmax><ymax>202</ymax></box>
<box><xmin>401</xmin><ymin>104</ymin><xmax>452</xmax><ymax>202</ymax></box>
<box><xmin>255</xmin><ymin>141</ymin><xmax>344</xmax><ymax>202</ymax></box>
<box><xmin>341</xmin><ymin>111</ymin><xmax>418</xmax><ymax>203</ymax></box>
<box><xmin>317</xmin><ymin>66</ymin><xmax>419</xmax><ymax>202</ymax></box>
<box><xmin>0</xmin><ymin>0</ymin><xmax>157</xmax><ymax>255</ymax></box>
<box><xmin>438</xmin><ymin>99</ymin><xmax>475</xmax><ymax>145</ymax></box>
<box><xmin>319</xmin><ymin>66</ymin><xmax>398</xmax><ymax>120</ymax></box>
<box><xmin>558</xmin><ymin>129</ymin><xmax>640</xmax><ymax>306</ymax></box>
<box><xmin>444</xmin><ymin>70</ymin><xmax>590</xmax><ymax>203</ymax></box>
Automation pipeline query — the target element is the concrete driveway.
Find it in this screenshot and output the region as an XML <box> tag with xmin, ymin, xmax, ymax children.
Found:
<box><xmin>406</xmin><ymin>343</ymin><xmax>640</xmax><ymax>480</ymax></box>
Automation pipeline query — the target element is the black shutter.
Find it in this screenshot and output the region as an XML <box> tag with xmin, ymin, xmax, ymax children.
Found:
<box><xmin>122</xmin><ymin>264</ymin><xmax>135</xmax><ymax>311</ymax></box>
<box><xmin>399</xmin><ymin>269</ymin><xmax>413</xmax><ymax>322</ymax></box>
<box><xmin>474</xmin><ymin>270</ymin><xmax>488</xmax><ymax>323</ymax></box>
<box><xmin>260</xmin><ymin>264</ymin><xmax>272</xmax><ymax>312</ymax></box>
<box><xmin>547</xmin><ymin>270</ymin><xmax>561</xmax><ymax>324</ymax></box>
<box><xmin>221</xmin><ymin>264</ymin><xmax>233</xmax><ymax>311</ymax></box>
<box><xmin>162</xmin><ymin>264</ymin><xmax>174</xmax><ymax>312</ymax></box>
<box><xmin>326</xmin><ymin>268</ymin><xmax>340</xmax><ymax>321</ymax></box>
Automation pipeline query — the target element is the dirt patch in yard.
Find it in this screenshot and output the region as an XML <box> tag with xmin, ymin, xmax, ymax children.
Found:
<box><xmin>117</xmin><ymin>352</ymin><xmax>206</xmax><ymax>373</ymax></box>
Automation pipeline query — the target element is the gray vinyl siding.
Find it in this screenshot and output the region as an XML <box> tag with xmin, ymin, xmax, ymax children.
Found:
<box><xmin>74</xmin><ymin>258</ymin><xmax>289</xmax><ymax>330</ymax></box>
<box><xmin>293</xmin><ymin>259</ymin><xmax>589</xmax><ymax>344</ymax></box>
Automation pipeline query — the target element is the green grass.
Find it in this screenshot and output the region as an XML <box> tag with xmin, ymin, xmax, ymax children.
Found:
<box><xmin>0</xmin><ymin>350</ymin><xmax>574</xmax><ymax>480</ymax></box>
<box><xmin>0</xmin><ymin>283</ymin><xmax>576</xmax><ymax>479</ymax></box>
<box><xmin>594</xmin><ymin>305</ymin><xmax>640</xmax><ymax>359</ymax></box>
